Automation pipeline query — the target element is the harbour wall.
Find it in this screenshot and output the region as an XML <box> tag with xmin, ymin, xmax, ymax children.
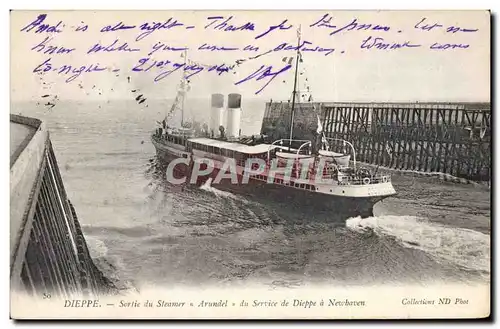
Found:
<box><xmin>261</xmin><ymin>101</ymin><xmax>491</xmax><ymax>182</ymax></box>
<box><xmin>10</xmin><ymin>114</ymin><xmax>117</xmax><ymax>300</ymax></box>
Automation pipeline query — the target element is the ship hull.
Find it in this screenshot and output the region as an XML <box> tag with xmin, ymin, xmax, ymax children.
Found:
<box><xmin>151</xmin><ymin>135</ymin><xmax>191</xmax><ymax>179</ymax></box>
<box><xmin>152</xmin><ymin>139</ymin><xmax>386</xmax><ymax>219</ymax></box>
<box><xmin>206</xmin><ymin>177</ymin><xmax>384</xmax><ymax>219</ymax></box>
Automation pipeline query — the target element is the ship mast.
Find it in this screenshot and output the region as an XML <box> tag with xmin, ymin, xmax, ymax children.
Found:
<box><xmin>288</xmin><ymin>25</ymin><xmax>301</xmax><ymax>151</ymax></box>
<box><xmin>182</xmin><ymin>50</ymin><xmax>187</xmax><ymax>124</ymax></box>
<box><xmin>181</xmin><ymin>49</ymin><xmax>187</xmax><ymax>143</ymax></box>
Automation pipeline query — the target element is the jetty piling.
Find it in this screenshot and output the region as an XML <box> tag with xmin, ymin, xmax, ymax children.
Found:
<box><xmin>261</xmin><ymin>101</ymin><xmax>491</xmax><ymax>182</ymax></box>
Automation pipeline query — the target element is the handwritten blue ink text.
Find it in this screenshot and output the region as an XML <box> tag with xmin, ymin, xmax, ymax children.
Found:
<box><xmin>33</xmin><ymin>57</ymin><xmax>107</xmax><ymax>83</ymax></box>
<box><xmin>235</xmin><ymin>64</ymin><xmax>292</xmax><ymax>94</ymax></box>
<box><xmin>255</xmin><ymin>19</ymin><xmax>292</xmax><ymax>39</ymax></box>
<box><xmin>136</xmin><ymin>18</ymin><xmax>184</xmax><ymax>41</ymax></box>
<box><xmin>100</xmin><ymin>21</ymin><xmax>136</xmax><ymax>33</ymax></box>
<box><xmin>273</xmin><ymin>40</ymin><xmax>335</xmax><ymax>56</ymax></box>
<box><xmin>87</xmin><ymin>39</ymin><xmax>140</xmax><ymax>54</ymax></box>
<box><xmin>310</xmin><ymin>14</ymin><xmax>391</xmax><ymax>36</ymax></box>
<box><xmin>148</xmin><ymin>42</ymin><xmax>189</xmax><ymax>56</ymax></box>
<box><xmin>31</xmin><ymin>36</ymin><xmax>75</xmax><ymax>55</ymax></box>
<box><xmin>205</xmin><ymin>16</ymin><xmax>255</xmax><ymax>32</ymax></box>
<box><xmin>360</xmin><ymin>36</ymin><xmax>421</xmax><ymax>50</ymax></box>
<box><xmin>20</xmin><ymin>14</ymin><xmax>63</xmax><ymax>33</ymax></box>
<box><xmin>131</xmin><ymin>57</ymin><xmax>233</xmax><ymax>82</ymax></box>
<box><xmin>430</xmin><ymin>42</ymin><xmax>469</xmax><ymax>50</ymax></box>
<box><xmin>414</xmin><ymin>18</ymin><xmax>479</xmax><ymax>33</ymax></box>
<box><xmin>198</xmin><ymin>43</ymin><xmax>239</xmax><ymax>51</ymax></box>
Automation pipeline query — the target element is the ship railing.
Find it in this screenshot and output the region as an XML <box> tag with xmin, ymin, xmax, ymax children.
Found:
<box><xmin>338</xmin><ymin>174</ymin><xmax>392</xmax><ymax>185</ymax></box>
<box><xmin>153</xmin><ymin>130</ymin><xmax>190</xmax><ymax>146</ymax></box>
<box><xmin>297</xmin><ymin>141</ymin><xmax>312</xmax><ymax>155</ymax></box>
<box><xmin>322</xmin><ymin>137</ymin><xmax>357</xmax><ymax>170</ymax></box>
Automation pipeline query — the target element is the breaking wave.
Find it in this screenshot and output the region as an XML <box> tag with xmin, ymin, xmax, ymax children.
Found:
<box><xmin>84</xmin><ymin>235</ymin><xmax>109</xmax><ymax>258</ymax></box>
<box><xmin>346</xmin><ymin>215</ymin><xmax>490</xmax><ymax>275</ymax></box>
<box><xmin>85</xmin><ymin>234</ymin><xmax>139</xmax><ymax>294</ymax></box>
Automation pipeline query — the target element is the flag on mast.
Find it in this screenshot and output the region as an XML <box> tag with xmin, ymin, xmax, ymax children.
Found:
<box><xmin>386</xmin><ymin>142</ymin><xmax>393</xmax><ymax>156</ymax></box>
<box><xmin>316</xmin><ymin>115</ymin><xmax>323</xmax><ymax>134</ymax></box>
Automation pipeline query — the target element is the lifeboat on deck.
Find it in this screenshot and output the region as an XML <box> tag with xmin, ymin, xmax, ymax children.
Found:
<box><xmin>319</xmin><ymin>149</ymin><xmax>351</xmax><ymax>167</ymax></box>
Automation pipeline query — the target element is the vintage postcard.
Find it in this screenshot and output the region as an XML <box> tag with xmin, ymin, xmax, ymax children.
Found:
<box><xmin>9</xmin><ymin>9</ymin><xmax>491</xmax><ymax>319</ymax></box>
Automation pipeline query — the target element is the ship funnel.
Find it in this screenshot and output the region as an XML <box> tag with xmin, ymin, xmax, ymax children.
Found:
<box><xmin>226</xmin><ymin>93</ymin><xmax>242</xmax><ymax>138</ymax></box>
<box><xmin>209</xmin><ymin>93</ymin><xmax>225</xmax><ymax>137</ymax></box>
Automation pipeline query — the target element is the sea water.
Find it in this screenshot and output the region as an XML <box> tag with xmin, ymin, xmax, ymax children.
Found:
<box><xmin>11</xmin><ymin>99</ymin><xmax>490</xmax><ymax>291</ymax></box>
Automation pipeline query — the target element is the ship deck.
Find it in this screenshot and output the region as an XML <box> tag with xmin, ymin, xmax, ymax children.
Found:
<box><xmin>189</xmin><ymin>137</ymin><xmax>279</xmax><ymax>154</ymax></box>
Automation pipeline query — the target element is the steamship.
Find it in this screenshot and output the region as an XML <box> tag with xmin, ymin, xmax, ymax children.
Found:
<box><xmin>151</xmin><ymin>48</ymin><xmax>396</xmax><ymax>219</ymax></box>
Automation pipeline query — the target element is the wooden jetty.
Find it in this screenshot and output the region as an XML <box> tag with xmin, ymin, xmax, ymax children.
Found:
<box><xmin>261</xmin><ymin>101</ymin><xmax>491</xmax><ymax>181</ymax></box>
<box><xmin>10</xmin><ymin>114</ymin><xmax>116</xmax><ymax>299</ymax></box>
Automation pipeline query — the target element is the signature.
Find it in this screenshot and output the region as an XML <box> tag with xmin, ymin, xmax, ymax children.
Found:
<box><xmin>235</xmin><ymin>64</ymin><xmax>292</xmax><ymax>95</ymax></box>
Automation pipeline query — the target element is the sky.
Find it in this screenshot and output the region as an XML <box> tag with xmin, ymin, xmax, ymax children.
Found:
<box><xmin>10</xmin><ymin>10</ymin><xmax>490</xmax><ymax>105</ymax></box>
